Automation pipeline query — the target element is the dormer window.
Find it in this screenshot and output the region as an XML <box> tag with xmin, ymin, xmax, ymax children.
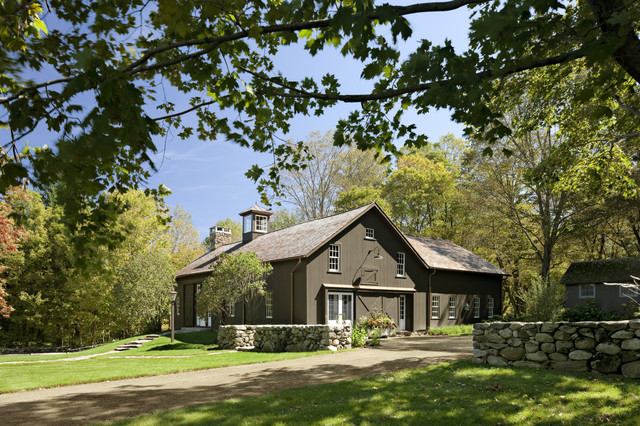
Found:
<box><xmin>255</xmin><ymin>215</ymin><xmax>268</xmax><ymax>232</ymax></box>
<box><xmin>365</xmin><ymin>228</ymin><xmax>375</xmax><ymax>239</ymax></box>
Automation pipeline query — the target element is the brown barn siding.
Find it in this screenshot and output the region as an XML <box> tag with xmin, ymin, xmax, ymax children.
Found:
<box><xmin>305</xmin><ymin>210</ymin><xmax>424</xmax><ymax>329</ymax></box>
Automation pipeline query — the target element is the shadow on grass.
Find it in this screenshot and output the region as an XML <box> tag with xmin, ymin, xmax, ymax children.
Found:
<box><xmin>4</xmin><ymin>350</ymin><xmax>638</xmax><ymax>425</ymax></box>
<box><xmin>174</xmin><ymin>331</ymin><xmax>217</xmax><ymax>346</ymax></box>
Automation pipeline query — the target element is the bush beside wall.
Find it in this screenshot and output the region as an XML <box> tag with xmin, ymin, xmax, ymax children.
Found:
<box><xmin>218</xmin><ymin>325</ymin><xmax>351</xmax><ymax>352</ymax></box>
<box><xmin>473</xmin><ymin>320</ymin><xmax>640</xmax><ymax>379</ymax></box>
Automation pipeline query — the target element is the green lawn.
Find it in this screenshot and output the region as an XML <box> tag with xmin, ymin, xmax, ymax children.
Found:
<box><xmin>0</xmin><ymin>334</ymin><xmax>157</xmax><ymax>362</ymax></box>
<box><xmin>110</xmin><ymin>360</ymin><xmax>640</xmax><ymax>425</ymax></box>
<box><xmin>0</xmin><ymin>331</ymin><xmax>330</xmax><ymax>393</ymax></box>
<box><xmin>426</xmin><ymin>324</ymin><xmax>473</xmax><ymax>335</ymax></box>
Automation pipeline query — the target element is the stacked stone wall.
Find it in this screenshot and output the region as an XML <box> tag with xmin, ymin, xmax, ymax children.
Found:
<box><xmin>218</xmin><ymin>324</ymin><xmax>351</xmax><ymax>352</ymax></box>
<box><xmin>473</xmin><ymin>320</ymin><xmax>640</xmax><ymax>379</ymax></box>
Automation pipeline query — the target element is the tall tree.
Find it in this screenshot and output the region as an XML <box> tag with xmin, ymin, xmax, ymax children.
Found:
<box><xmin>168</xmin><ymin>205</ymin><xmax>204</xmax><ymax>270</ymax></box>
<box><xmin>5</xmin><ymin>0</ymin><xmax>639</xmax><ymax>234</ymax></box>
<box><xmin>383</xmin><ymin>153</ymin><xmax>458</xmax><ymax>237</ymax></box>
<box><xmin>278</xmin><ymin>131</ymin><xmax>386</xmax><ymax>219</ymax></box>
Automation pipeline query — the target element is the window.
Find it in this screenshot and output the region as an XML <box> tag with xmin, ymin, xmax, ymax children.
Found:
<box><xmin>620</xmin><ymin>285</ymin><xmax>640</xmax><ymax>298</ymax></box>
<box><xmin>243</xmin><ymin>215</ymin><xmax>252</xmax><ymax>233</ymax></box>
<box><xmin>473</xmin><ymin>296</ymin><xmax>480</xmax><ymax>319</ymax></box>
<box><xmin>579</xmin><ymin>284</ymin><xmax>596</xmax><ymax>299</ymax></box>
<box><xmin>365</xmin><ymin>228</ymin><xmax>375</xmax><ymax>239</ymax></box>
<box><xmin>329</xmin><ymin>244</ymin><xmax>340</xmax><ymax>271</ymax></box>
<box><xmin>254</xmin><ymin>214</ymin><xmax>268</xmax><ymax>232</ymax></box>
<box><xmin>448</xmin><ymin>296</ymin><xmax>456</xmax><ymax>319</ymax></box>
<box><xmin>229</xmin><ymin>302</ymin><xmax>235</xmax><ymax>318</ymax></box>
<box><xmin>396</xmin><ymin>252</ymin><xmax>405</xmax><ymax>277</ymax></box>
<box><xmin>431</xmin><ymin>296</ymin><xmax>440</xmax><ymax>319</ymax></box>
<box><xmin>487</xmin><ymin>297</ymin><xmax>494</xmax><ymax>318</ymax></box>
<box><xmin>175</xmin><ymin>295</ymin><xmax>180</xmax><ymax>316</ymax></box>
<box><xmin>265</xmin><ymin>292</ymin><xmax>273</xmax><ymax>318</ymax></box>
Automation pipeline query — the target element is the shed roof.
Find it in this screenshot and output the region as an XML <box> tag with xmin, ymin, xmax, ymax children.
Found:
<box><xmin>405</xmin><ymin>235</ymin><xmax>507</xmax><ymax>276</ymax></box>
<box><xmin>560</xmin><ymin>257</ymin><xmax>640</xmax><ymax>285</ymax></box>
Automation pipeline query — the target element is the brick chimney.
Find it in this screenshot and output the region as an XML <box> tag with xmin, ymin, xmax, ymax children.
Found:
<box><xmin>209</xmin><ymin>226</ymin><xmax>234</xmax><ymax>251</ymax></box>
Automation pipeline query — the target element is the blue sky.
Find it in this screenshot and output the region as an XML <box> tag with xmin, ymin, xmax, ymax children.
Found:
<box><xmin>3</xmin><ymin>5</ymin><xmax>473</xmax><ymax>240</ymax></box>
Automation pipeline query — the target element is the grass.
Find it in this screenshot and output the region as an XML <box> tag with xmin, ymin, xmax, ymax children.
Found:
<box><xmin>0</xmin><ymin>331</ymin><xmax>331</xmax><ymax>393</ymax></box>
<box><xmin>105</xmin><ymin>331</ymin><xmax>219</xmax><ymax>357</ymax></box>
<box><xmin>0</xmin><ymin>334</ymin><xmax>157</xmax><ymax>362</ymax></box>
<box><xmin>110</xmin><ymin>360</ymin><xmax>640</xmax><ymax>425</ymax></box>
<box><xmin>426</xmin><ymin>324</ymin><xmax>473</xmax><ymax>336</ymax></box>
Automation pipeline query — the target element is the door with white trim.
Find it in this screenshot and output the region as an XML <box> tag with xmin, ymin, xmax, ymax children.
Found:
<box><xmin>327</xmin><ymin>292</ymin><xmax>353</xmax><ymax>325</ymax></box>
<box><xmin>399</xmin><ymin>295</ymin><xmax>406</xmax><ymax>330</ymax></box>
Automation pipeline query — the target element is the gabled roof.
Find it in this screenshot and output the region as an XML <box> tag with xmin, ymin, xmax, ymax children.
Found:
<box><xmin>405</xmin><ymin>235</ymin><xmax>508</xmax><ymax>276</ymax></box>
<box><xmin>176</xmin><ymin>203</ymin><xmax>376</xmax><ymax>278</ymax></box>
<box><xmin>175</xmin><ymin>203</ymin><xmax>507</xmax><ymax>279</ymax></box>
<box><xmin>560</xmin><ymin>257</ymin><xmax>640</xmax><ymax>285</ymax></box>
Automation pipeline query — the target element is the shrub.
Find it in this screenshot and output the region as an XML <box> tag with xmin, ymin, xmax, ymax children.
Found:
<box><xmin>351</xmin><ymin>324</ymin><xmax>368</xmax><ymax>347</ymax></box>
<box><xmin>520</xmin><ymin>277</ymin><xmax>565</xmax><ymax>321</ymax></box>
<box><xmin>427</xmin><ymin>325</ymin><xmax>473</xmax><ymax>336</ymax></box>
<box><xmin>353</xmin><ymin>310</ymin><xmax>395</xmax><ymax>347</ymax></box>
<box><xmin>560</xmin><ymin>300</ymin><xmax>622</xmax><ymax>322</ymax></box>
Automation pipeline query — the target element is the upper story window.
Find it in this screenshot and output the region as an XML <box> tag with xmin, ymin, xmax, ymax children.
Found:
<box><xmin>431</xmin><ymin>296</ymin><xmax>440</xmax><ymax>319</ymax></box>
<box><xmin>487</xmin><ymin>297</ymin><xmax>494</xmax><ymax>318</ymax></box>
<box><xmin>243</xmin><ymin>215</ymin><xmax>252</xmax><ymax>233</ymax></box>
<box><xmin>448</xmin><ymin>296</ymin><xmax>456</xmax><ymax>319</ymax></box>
<box><xmin>396</xmin><ymin>252</ymin><xmax>405</xmax><ymax>277</ymax></box>
<box><xmin>473</xmin><ymin>296</ymin><xmax>480</xmax><ymax>319</ymax></box>
<box><xmin>365</xmin><ymin>228</ymin><xmax>375</xmax><ymax>239</ymax></box>
<box><xmin>329</xmin><ymin>244</ymin><xmax>341</xmax><ymax>272</ymax></box>
<box><xmin>255</xmin><ymin>215</ymin><xmax>268</xmax><ymax>232</ymax></box>
<box><xmin>265</xmin><ymin>292</ymin><xmax>273</xmax><ymax>318</ymax></box>
<box><xmin>579</xmin><ymin>284</ymin><xmax>595</xmax><ymax>299</ymax></box>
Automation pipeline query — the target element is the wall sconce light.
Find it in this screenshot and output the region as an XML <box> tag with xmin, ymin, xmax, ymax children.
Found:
<box><xmin>373</xmin><ymin>246</ymin><xmax>383</xmax><ymax>260</ymax></box>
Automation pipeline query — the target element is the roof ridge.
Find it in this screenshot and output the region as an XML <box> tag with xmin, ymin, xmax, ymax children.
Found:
<box><xmin>265</xmin><ymin>202</ymin><xmax>375</xmax><ymax>235</ymax></box>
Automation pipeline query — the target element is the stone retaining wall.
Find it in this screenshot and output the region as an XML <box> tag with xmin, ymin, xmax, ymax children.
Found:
<box><xmin>473</xmin><ymin>320</ymin><xmax>640</xmax><ymax>379</ymax></box>
<box><xmin>218</xmin><ymin>324</ymin><xmax>351</xmax><ymax>352</ymax></box>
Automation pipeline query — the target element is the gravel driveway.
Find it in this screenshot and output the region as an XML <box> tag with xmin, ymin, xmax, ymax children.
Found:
<box><xmin>0</xmin><ymin>335</ymin><xmax>472</xmax><ymax>425</ymax></box>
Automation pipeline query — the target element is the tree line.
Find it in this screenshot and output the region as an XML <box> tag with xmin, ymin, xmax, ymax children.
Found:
<box><xmin>0</xmin><ymin>188</ymin><xmax>203</xmax><ymax>347</ymax></box>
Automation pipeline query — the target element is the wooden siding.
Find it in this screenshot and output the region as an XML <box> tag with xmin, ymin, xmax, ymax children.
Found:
<box><xmin>429</xmin><ymin>270</ymin><xmax>502</xmax><ymax>327</ymax></box>
<box><xmin>305</xmin><ymin>209</ymin><xmax>424</xmax><ymax>328</ymax></box>
<box><xmin>565</xmin><ymin>283</ymin><xmax>636</xmax><ymax>316</ymax></box>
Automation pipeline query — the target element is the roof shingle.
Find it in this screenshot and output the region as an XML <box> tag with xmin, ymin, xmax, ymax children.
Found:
<box><xmin>561</xmin><ymin>257</ymin><xmax>640</xmax><ymax>285</ymax></box>
<box><xmin>405</xmin><ymin>235</ymin><xmax>507</xmax><ymax>275</ymax></box>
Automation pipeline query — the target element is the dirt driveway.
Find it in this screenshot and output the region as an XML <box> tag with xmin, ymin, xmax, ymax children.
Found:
<box><xmin>0</xmin><ymin>335</ymin><xmax>472</xmax><ymax>425</ymax></box>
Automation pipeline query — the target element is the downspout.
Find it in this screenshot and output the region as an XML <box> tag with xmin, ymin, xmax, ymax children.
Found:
<box><xmin>427</xmin><ymin>269</ymin><xmax>436</xmax><ymax>331</ymax></box>
<box><xmin>290</xmin><ymin>257</ymin><xmax>303</xmax><ymax>324</ymax></box>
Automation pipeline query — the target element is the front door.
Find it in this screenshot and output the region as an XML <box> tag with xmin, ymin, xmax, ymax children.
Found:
<box><xmin>399</xmin><ymin>295</ymin><xmax>406</xmax><ymax>330</ymax></box>
<box><xmin>327</xmin><ymin>292</ymin><xmax>353</xmax><ymax>325</ymax></box>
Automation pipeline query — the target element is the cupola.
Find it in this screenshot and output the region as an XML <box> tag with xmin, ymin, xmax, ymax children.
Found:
<box><xmin>239</xmin><ymin>204</ymin><xmax>273</xmax><ymax>243</ymax></box>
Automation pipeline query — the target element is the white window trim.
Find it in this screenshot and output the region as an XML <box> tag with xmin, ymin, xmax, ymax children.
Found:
<box><xmin>620</xmin><ymin>285</ymin><xmax>639</xmax><ymax>298</ymax></box>
<box><xmin>254</xmin><ymin>214</ymin><xmax>268</xmax><ymax>233</ymax></box>
<box><xmin>396</xmin><ymin>252</ymin><xmax>405</xmax><ymax>277</ymax></box>
<box><xmin>229</xmin><ymin>302</ymin><xmax>235</xmax><ymax>318</ymax></box>
<box><xmin>431</xmin><ymin>295</ymin><xmax>440</xmax><ymax>319</ymax></box>
<box><xmin>579</xmin><ymin>284</ymin><xmax>596</xmax><ymax>299</ymax></box>
<box><xmin>327</xmin><ymin>291</ymin><xmax>353</xmax><ymax>325</ymax></box>
<box><xmin>365</xmin><ymin>228</ymin><xmax>375</xmax><ymax>240</ymax></box>
<box><xmin>265</xmin><ymin>292</ymin><xmax>273</xmax><ymax>319</ymax></box>
<box><xmin>473</xmin><ymin>296</ymin><xmax>480</xmax><ymax>319</ymax></box>
<box><xmin>175</xmin><ymin>295</ymin><xmax>180</xmax><ymax>316</ymax></box>
<box><xmin>329</xmin><ymin>244</ymin><xmax>341</xmax><ymax>272</ymax></box>
<box><xmin>243</xmin><ymin>215</ymin><xmax>252</xmax><ymax>233</ymax></box>
<box><xmin>487</xmin><ymin>297</ymin><xmax>494</xmax><ymax>318</ymax></box>
<box><xmin>448</xmin><ymin>296</ymin><xmax>456</xmax><ymax>319</ymax></box>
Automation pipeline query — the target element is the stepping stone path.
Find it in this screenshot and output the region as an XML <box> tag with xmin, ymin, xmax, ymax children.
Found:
<box><xmin>114</xmin><ymin>334</ymin><xmax>160</xmax><ymax>352</ymax></box>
